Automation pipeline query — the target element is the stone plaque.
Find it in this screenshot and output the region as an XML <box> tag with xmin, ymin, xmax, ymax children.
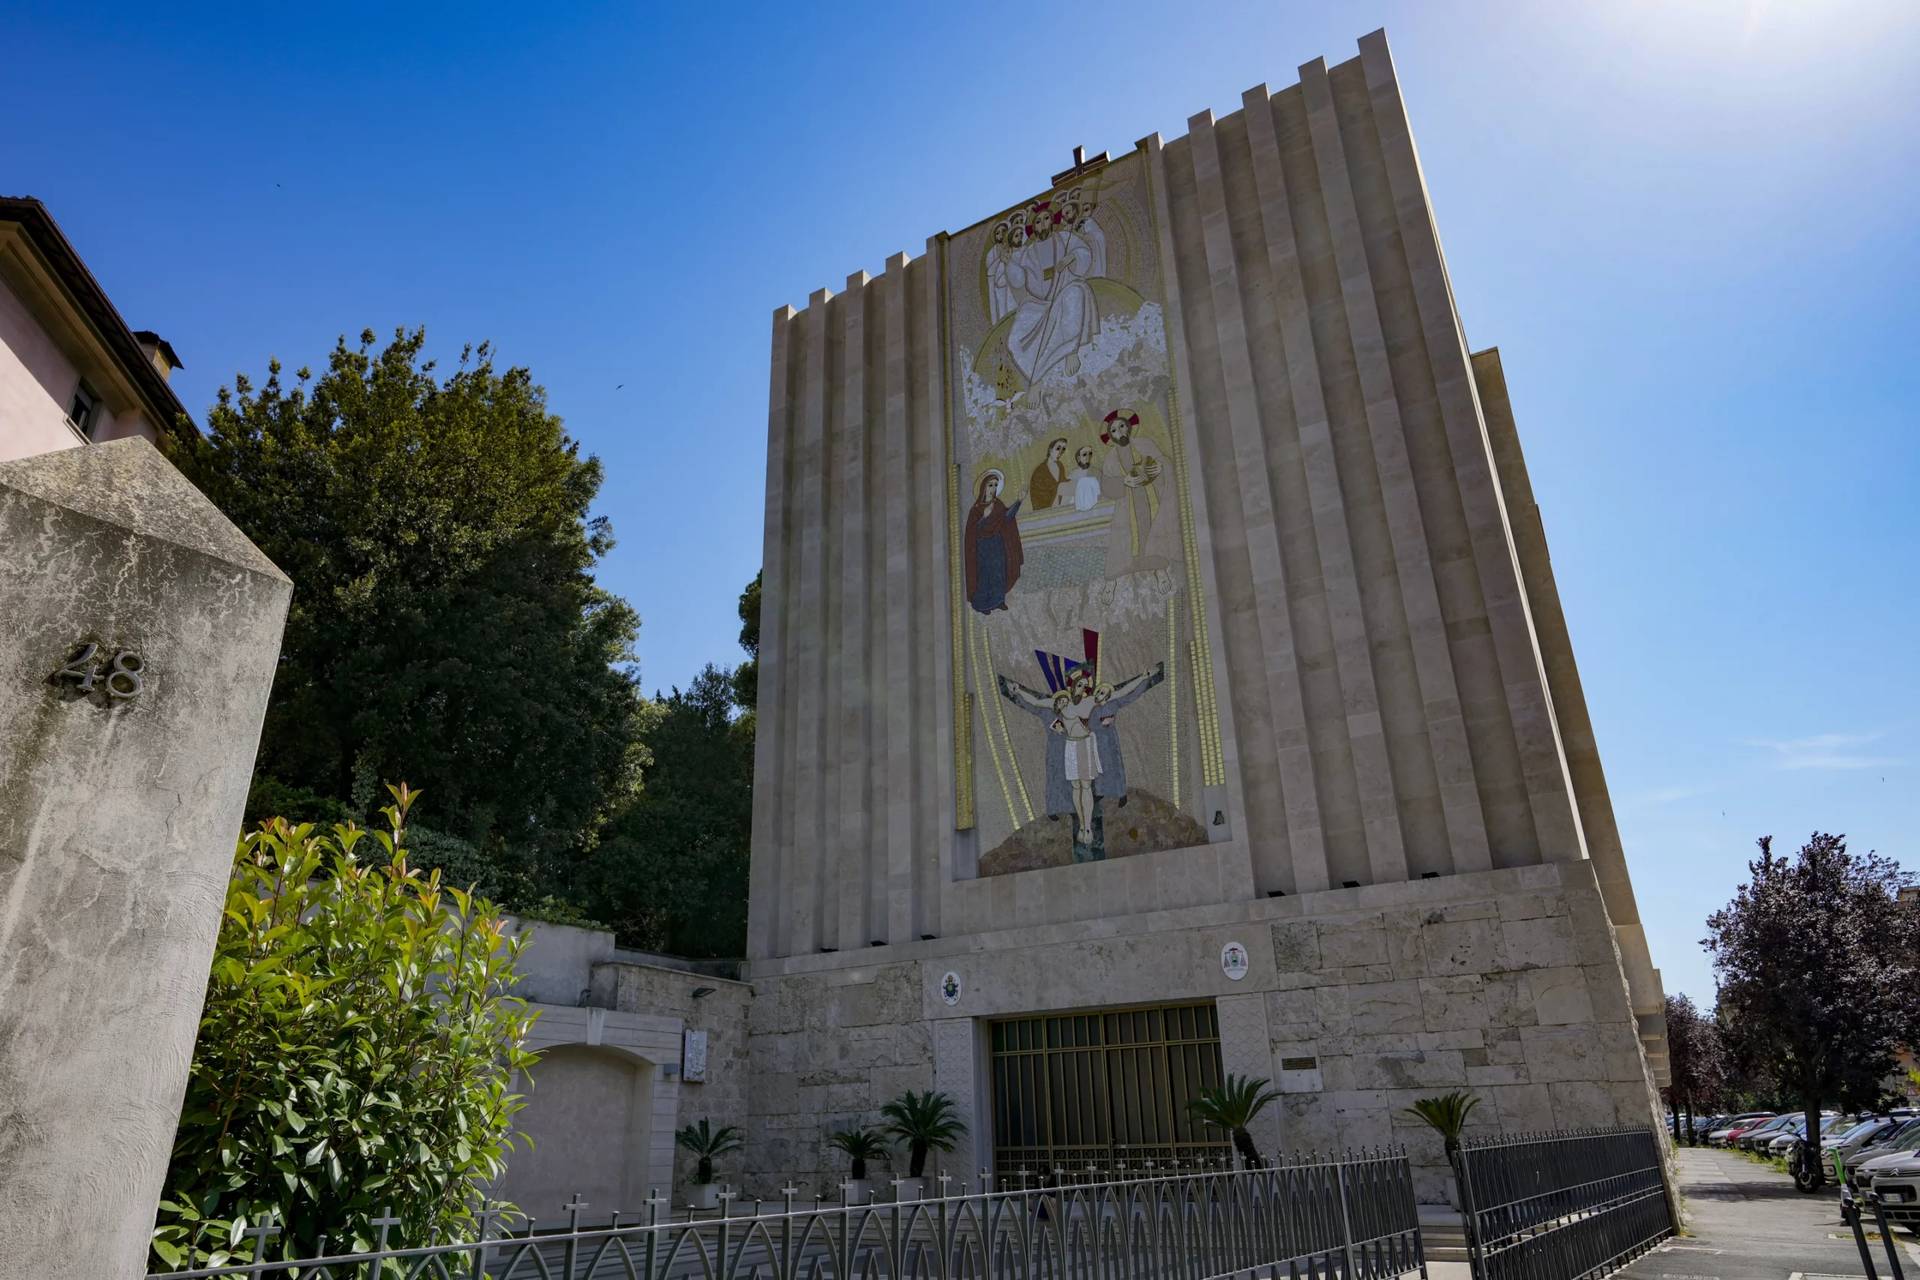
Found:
<box><xmin>683</xmin><ymin>1029</ymin><xmax>709</xmax><ymax>1082</ymax></box>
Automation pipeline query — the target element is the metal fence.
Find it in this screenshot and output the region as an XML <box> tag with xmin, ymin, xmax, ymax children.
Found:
<box><xmin>145</xmin><ymin>1148</ymin><xmax>1427</xmax><ymax>1280</ymax></box>
<box><xmin>1456</xmin><ymin>1127</ymin><xmax>1673</xmax><ymax>1280</ymax></box>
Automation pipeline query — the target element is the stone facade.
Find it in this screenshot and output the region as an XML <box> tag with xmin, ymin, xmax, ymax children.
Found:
<box><xmin>729</xmin><ymin>30</ymin><xmax>1669</xmax><ymax>1207</ymax></box>
<box><xmin>738</xmin><ymin>861</ymin><xmax>1657</xmax><ymax>1203</ymax></box>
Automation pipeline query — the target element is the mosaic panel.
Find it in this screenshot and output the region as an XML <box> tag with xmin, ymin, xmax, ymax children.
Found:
<box><xmin>946</xmin><ymin>151</ymin><xmax>1221</xmax><ymax>876</ymax></box>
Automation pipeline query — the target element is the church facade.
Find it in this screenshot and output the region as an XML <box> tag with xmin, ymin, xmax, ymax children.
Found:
<box><xmin>744</xmin><ymin>31</ymin><xmax>1667</xmax><ymax>1205</ymax></box>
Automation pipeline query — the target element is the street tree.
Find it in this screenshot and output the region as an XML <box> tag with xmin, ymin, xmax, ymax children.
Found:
<box><xmin>1704</xmin><ymin>833</ymin><xmax>1920</xmax><ymax>1170</ymax></box>
<box><xmin>1662</xmin><ymin>993</ymin><xmax>1726</xmax><ymax>1144</ymax></box>
<box><xmin>166</xmin><ymin>328</ymin><xmax>647</xmax><ymax>890</ymax></box>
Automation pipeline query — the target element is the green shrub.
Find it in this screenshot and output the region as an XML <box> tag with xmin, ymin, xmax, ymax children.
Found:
<box><xmin>151</xmin><ymin>785</ymin><xmax>540</xmax><ymax>1269</ymax></box>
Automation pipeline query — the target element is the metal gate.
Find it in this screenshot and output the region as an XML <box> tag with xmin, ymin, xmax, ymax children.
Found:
<box><xmin>1458</xmin><ymin>1126</ymin><xmax>1673</xmax><ymax>1280</ymax></box>
<box><xmin>988</xmin><ymin>1002</ymin><xmax>1230</xmax><ymax>1179</ymax></box>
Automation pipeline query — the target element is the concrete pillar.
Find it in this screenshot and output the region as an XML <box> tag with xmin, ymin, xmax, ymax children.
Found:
<box><xmin>0</xmin><ymin>438</ymin><xmax>290</xmax><ymax>1279</ymax></box>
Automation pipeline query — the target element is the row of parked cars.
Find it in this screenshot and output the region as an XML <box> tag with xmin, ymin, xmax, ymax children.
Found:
<box><xmin>1681</xmin><ymin>1108</ymin><xmax>1920</xmax><ymax>1221</ymax></box>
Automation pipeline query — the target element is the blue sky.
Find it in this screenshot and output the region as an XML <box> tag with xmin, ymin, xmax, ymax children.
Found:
<box><xmin>6</xmin><ymin>1</ymin><xmax>1915</xmax><ymax>1001</ymax></box>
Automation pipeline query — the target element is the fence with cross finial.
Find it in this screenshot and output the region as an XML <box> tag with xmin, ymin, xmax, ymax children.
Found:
<box><xmin>142</xmin><ymin>1147</ymin><xmax>1427</xmax><ymax>1280</ymax></box>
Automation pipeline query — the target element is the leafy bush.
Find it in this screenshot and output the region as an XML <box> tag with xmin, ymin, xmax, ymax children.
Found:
<box><xmin>151</xmin><ymin>786</ymin><xmax>540</xmax><ymax>1269</ymax></box>
<box><xmin>674</xmin><ymin>1118</ymin><xmax>744</xmax><ymax>1185</ymax></box>
<box><xmin>880</xmin><ymin>1090</ymin><xmax>965</xmax><ymax>1178</ymax></box>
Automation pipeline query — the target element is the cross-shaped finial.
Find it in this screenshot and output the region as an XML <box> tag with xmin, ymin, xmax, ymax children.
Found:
<box><xmin>936</xmin><ymin>1172</ymin><xmax>953</xmax><ymax>1197</ymax></box>
<box><xmin>369</xmin><ymin>1207</ymin><xmax>401</xmax><ymax>1250</ymax></box>
<box><xmin>564</xmin><ymin>1194</ymin><xmax>588</xmax><ymax>1230</ymax></box>
<box><xmin>242</xmin><ymin>1212</ymin><xmax>282</xmax><ymax>1263</ymax></box>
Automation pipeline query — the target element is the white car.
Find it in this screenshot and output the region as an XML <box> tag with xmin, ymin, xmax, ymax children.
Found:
<box><xmin>1867</xmin><ymin>1152</ymin><xmax>1920</xmax><ymax>1227</ymax></box>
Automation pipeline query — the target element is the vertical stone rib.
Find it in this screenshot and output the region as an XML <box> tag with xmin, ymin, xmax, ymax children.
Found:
<box><xmin>1256</xmin><ymin>68</ymin><xmax>1408</xmax><ymax>886</ymax></box>
<box><xmin>836</xmin><ymin>272</ymin><xmax>871</xmax><ymax>951</ymax></box>
<box><xmin>919</xmin><ymin>237</ymin><xmax>953</xmax><ymax>937</ymax></box>
<box><xmin>1143</xmin><ymin>135</ymin><xmax>1255</xmax><ymax>870</ymax></box>
<box><xmin>1183</xmin><ymin>109</ymin><xmax>1327</xmax><ymax>894</ymax></box>
<box><xmin>881</xmin><ymin>253</ymin><xmax>916</xmax><ymax>944</ymax></box>
<box><xmin>1293</xmin><ymin>67</ymin><xmax>1492</xmax><ymax>875</ymax></box>
<box><xmin>1356</xmin><ymin>33</ymin><xmax>1584</xmax><ymax>862</ymax></box>
<box><xmin>787</xmin><ymin>289</ymin><xmax>832</xmax><ymax>955</ymax></box>
<box><xmin>747</xmin><ymin>305</ymin><xmax>795</xmax><ymax>960</ymax></box>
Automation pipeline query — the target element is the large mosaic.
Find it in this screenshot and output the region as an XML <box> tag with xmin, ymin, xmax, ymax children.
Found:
<box><xmin>946</xmin><ymin>152</ymin><xmax>1222</xmax><ymax>876</ymax></box>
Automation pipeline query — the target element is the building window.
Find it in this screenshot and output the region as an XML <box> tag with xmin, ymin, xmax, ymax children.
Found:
<box><xmin>988</xmin><ymin>1002</ymin><xmax>1228</xmax><ymax>1179</ymax></box>
<box><xmin>69</xmin><ymin>382</ymin><xmax>100</xmax><ymax>438</ymax></box>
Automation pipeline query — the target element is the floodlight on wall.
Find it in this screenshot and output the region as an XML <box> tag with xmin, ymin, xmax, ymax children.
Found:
<box><xmin>1342</xmin><ymin>880</ymin><xmax>1360</xmax><ymax>889</ymax></box>
<box><xmin>691</xmin><ymin>986</ymin><xmax>716</xmax><ymax>999</ymax></box>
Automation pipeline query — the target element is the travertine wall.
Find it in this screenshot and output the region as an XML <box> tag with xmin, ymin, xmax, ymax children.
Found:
<box><xmin>743</xmin><ymin>29</ymin><xmax>1667</xmax><ymax>1196</ymax></box>
<box><xmin>741</xmin><ymin>861</ymin><xmax>1658</xmax><ymax>1203</ymax></box>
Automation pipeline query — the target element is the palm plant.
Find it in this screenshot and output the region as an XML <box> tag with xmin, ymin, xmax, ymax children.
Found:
<box><xmin>1402</xmin><ymin>1090</ymin><xmax>1481</xmax><ymax>1162</ymax></box>
<box><xmin>1187</xmin><ymin>1073</ymin><xmax>1282</xmax><ymax>1169</ymax></box>
<box><xmin>881</xmin><ymin>1090</ymin><xmax>966</xmax><ymax>1178</ymax></box>
<box><xmin>675</xmin><ymin>1118</ymin><xmax>744</xmax><ymax>1185</ymax></box>
<box><xmin>826</xmin><ymin>1126</ymin><xmax>891</xmax><ymax>1182</ymax></box>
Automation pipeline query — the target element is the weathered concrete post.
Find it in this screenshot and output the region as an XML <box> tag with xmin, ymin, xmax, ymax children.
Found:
<box><xmin>0</xmin><ymin>439</ymin><xmax>291</xmax><ymax>1279</ymax></box>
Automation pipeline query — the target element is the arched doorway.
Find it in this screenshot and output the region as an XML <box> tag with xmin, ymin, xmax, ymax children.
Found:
<box><xmin>493</xmin><ymin>1044</ymin><xmax>658</xmax><ymax>1222</ymax></box>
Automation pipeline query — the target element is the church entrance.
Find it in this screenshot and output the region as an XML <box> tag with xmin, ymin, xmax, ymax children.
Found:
<box><xmin>987</xmin><ymin>1002</ymin><xmax>1230</xmax><ymax>1180</ymax></box>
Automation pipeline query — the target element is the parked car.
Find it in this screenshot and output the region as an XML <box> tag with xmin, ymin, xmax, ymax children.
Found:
<box><xmin>1765</xmin><ymin>1112</ymin><xmax>1841</xmax><ymax>1154</ymax></box>
<box><xmin>1840</xmin><ymin>1118</ymin><xmax>1920</xmax><ymax>1221</ymax></box>
<box><xmin>1710</xmin><ymin>1113</ymin><xmax>1775</xmax><ymax>1146</ymax></box>
<box><xmin>1738</xmin><ymin>1115</ymin><xmax>1800</xmax><ymax>1151</ymax></box>
<box><xmin>1869</xmin><ymin>1152</ymin><xmax>1920</xmax><ymax>1227</ymax></box>
<box><xmin>1825</xmin><ymin>1114</ymin><xmax>1914</xmax><ymax>1158</ymax></box>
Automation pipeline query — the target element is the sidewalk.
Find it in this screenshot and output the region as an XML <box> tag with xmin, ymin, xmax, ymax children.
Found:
<box><xmin>1616</xmin><ymin>1146</ymin><xmax>1920</xmax><ymax>1280</ymax></box>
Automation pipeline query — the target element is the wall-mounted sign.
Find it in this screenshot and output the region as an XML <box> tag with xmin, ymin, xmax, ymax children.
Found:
<box><xmin>940</xmin><ymin>971</ymin><xmax>963</xmax><ymax>1006</ymax></box>
<box><xmin>1220</xmin><ymin>941</ymin><xmax>1249</xmax><ymax>981</ymax></box>
<box><xmin>682</xmin><ymin>1029</ymin><xmax>708</xmax><ymax>1082</ymax></box>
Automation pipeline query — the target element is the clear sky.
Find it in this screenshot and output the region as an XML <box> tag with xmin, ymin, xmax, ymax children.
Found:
<box><xmin>7</xmin><ymin>0</ymin><xmax>1915</xmax><ymax>1003</ymax></box>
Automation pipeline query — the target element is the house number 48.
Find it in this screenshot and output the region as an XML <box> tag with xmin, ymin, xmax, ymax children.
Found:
<box><xmin>53</xmin><ymin>643</ymin><xmax>145</xmax><ymax>701</ymax></box>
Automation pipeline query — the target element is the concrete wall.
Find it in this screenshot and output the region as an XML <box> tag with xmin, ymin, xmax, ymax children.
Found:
<box><xmin>0</xmin><ymin>439</ymin><xmax>289</xmax><ymax>1278</ymax></box>
<box><xmin>744</xmin><ymin>861</ymin><xmax>1658</xmax><ymax>1205</ymax></box>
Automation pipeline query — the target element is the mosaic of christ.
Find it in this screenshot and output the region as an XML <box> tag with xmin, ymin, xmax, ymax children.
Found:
<box><xmin>948</xmin><ymin>153</ymin><xmax>1213</xmax><ymax>877</ymax></box>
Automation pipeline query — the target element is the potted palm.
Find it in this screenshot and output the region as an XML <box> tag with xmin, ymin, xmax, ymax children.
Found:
<box><xmin>827</xmin><ymin>1125</ymin><xmax>891</xmax><ymax>1202</ymax></box>
<box><xmin>675</xmin><ymin>1118</ymin><xmax>744</xmax><ymax>1210</ymax></box>
<box><xmin>1187</xmin><ymin>1073</ymin><xmax>1282</xmax><ymax>1169</ymax></box>
<box><xmin>1404</xmin><ymin>1090</ymin><xmax>1481</xmax><ymax>1211</ymax></box>
<box><xmin>880</xmin><ymin>1090</ymin><xmax>966</xmax><ymax>1199</ymax></box>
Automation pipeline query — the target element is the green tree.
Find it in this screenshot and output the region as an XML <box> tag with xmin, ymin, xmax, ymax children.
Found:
<box><xmin>151</xmin><ymin>786</ymin><xmax>539</xmax><ymax>1269</ymax></box>
<box><xmin>1662</xmin><ymin>993</ymin><xmax>1726</xmax><ymax>1145</ymax></box>
<box><xmin>732</xmin><ymin>570</ymin><xmax>761</xmax><ymax>717</ymax></box>
<box><xmin>1705</xmin><ymin>833</ymin><xmax>1920</xmax><ymax>1178</ymax></box>
<box><xmin>165</xmin><ymin>328</ymin><xmax>647</xmax><ymax>889</ymax></box>
<box><xmin>584</xmin><ymin>664</ymin><xmax>751</xmax><ymax>956</ymax></box>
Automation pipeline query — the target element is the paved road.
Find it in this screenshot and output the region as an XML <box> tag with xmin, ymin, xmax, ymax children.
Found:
<box><xmin>1618</xmin><ymin>1147</ymin><xmax>1919</xmax><ymax>1280</ymax></box>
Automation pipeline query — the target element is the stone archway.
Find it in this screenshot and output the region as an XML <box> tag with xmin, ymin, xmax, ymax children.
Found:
<box><xmin>493</xmin><ymin>1043</ymin><xmax>660</xmax><ymax>1223</ymax></box>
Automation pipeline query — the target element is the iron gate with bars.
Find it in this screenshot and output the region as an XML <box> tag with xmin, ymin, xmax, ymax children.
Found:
<box><xmin>1457</xmin><ymin>1126</ymin><xmax>1674</xmax><ymax>1280</ymax></box>
<box><xmin>988</xmin><ymin>1002</ymin><xmax>1230</xmax><ymax>1179</ymax></box>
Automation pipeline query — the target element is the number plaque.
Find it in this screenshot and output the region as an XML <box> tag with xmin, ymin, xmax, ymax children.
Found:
<box><xmin>51</xmin><ymin>643</ymin><xmax>145</xmax><ymax>704</ymax></box>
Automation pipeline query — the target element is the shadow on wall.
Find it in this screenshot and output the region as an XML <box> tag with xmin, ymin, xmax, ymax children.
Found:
<box><xmin>492</xmin><ymin>1044</ymin><xmax>661</xmax><ymax>1223</ymax></box>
